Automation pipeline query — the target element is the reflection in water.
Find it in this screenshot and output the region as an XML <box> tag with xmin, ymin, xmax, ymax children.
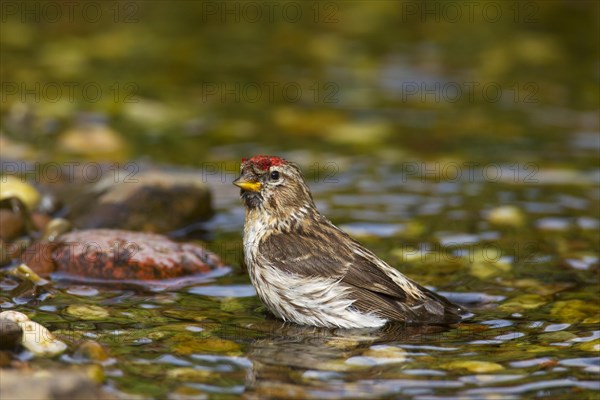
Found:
<box><xmin>247</xmin><ymin>322</ymin><xmax>378</xmax><ymax>368</ymax></box>
<box><xmin>239</xmin><ymin>320</ymin><xmax>494</xmax><ymax>398</ymax></box>
<box><xmin>242</xmin><ymin>320</ymin><xmax>458</xmax><ymax>393</ymax></box>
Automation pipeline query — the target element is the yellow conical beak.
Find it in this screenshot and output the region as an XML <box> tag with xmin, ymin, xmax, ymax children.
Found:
<box><xmin>233</xmin><ymin>178</ymin><xmax>262</xmax><ymax>192</ymax></box>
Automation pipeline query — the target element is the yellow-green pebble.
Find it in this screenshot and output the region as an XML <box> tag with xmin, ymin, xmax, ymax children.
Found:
<box><xmin>577</xmin><ymin>340</ymin><xmax>600</xmax><ymax>352</ymax></box>
<box><xmin>173</xmin><ymin>337</ymin><xmax>240</xmax><ymax>355</ymax></box>
<box><xmin>0</xmin><ymin>176</ymin><xmax>41</xmax><ymax>210</ymax></box>
<box><xmin>86</xmin><ymin>365</ymin><xmax>105</xmax><ymax>383</ymax></box>
<box><xmin>167</xmin><ymin>368</ymin><xmax>213</xmax><ymax>381</ymax></box>
<box><xmin>75</xmin><ymin>340</ymin><xmax>109</xmax><ymax>362</ymax></box>
<box><xmin>363</xmin><ymin>345</ymin><xmax>407</xmax><ymax>360</ymax></box>
<box><xmin>441</xmin><ymin>360</ymin><xmax>505</xmax><ymax>373</ymax></box>
<box><xmin>538</xmin><ymin>331</ymin><xmax>579</xmax><ymax>343</ymax></box>
<box><xmin>42</xmin><ymin>218</ymin><xmax>71</xmax><ymax>241</ymax></box>
<box><xmin>66</xmin><ymin>305</ymin><xmax>109</xmax><ymax>320</ymax></box>
<box><xmin>315</xmin><ymin>359</ymin><xmax>363</xmax><ymax>372</ymax></box>
<box><xmin>498</xmin><ymin>294</ymin><xmax>547</xmax><ymax>312</ymax></box>
<box><xmin>487</xmin><ymin>206</ymin><xmax>525</xmax><ymax>228</ymax></box>
<box><xmin>550</xmin><ymin>300</ymin><xmax>600</xmax><ymax>323</ymax></box>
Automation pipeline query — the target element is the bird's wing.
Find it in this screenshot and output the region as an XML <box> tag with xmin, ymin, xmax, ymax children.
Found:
<box><xmin>257</xmin><ymin>221</ymin><xmax>353</xmax><ymax>279</ymax></box>
<box><xmin>257</xmin><ymin>221</ymin><xmax>464</xmax><ymax>324</ymax></box>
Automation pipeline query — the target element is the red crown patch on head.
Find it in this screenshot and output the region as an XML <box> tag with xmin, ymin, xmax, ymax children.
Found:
<box><xmin>243</xmin><ymin>155</ymin><xmax>286</xmax><ymax>170</ymax></box>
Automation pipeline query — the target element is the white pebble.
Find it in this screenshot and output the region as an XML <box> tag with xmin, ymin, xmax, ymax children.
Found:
<box><xmin>20</xmin><ymin>320</ymin><xmax>67</xmax><ymax>357</ymax></box>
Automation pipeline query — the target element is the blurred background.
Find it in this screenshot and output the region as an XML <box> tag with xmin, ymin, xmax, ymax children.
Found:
<box><xmin>1</xmin><ymin>2</ymin><xmax>599</xmax><ymax>398</ymax></box>
<box><xmin>1</xmin><ymin>1</ymin><xmax>598</xmax><ymax>167</ymax></box>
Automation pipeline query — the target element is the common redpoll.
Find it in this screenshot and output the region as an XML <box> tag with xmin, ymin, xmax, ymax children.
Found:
<box><xmin>234</xmin><ymin>155</ymin><xmax>464</xmax><ymax>329</ymax></box>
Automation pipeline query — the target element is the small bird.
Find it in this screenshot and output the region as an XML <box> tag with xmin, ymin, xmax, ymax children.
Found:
<box><xmin>234</xmin><ymin>155</ymin><xmax>465</xmax><ymax>329</ymax></box>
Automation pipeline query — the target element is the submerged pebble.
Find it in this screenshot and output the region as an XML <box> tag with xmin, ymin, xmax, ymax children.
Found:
<box><xmin>577</xmin><ymin>340</ymin><xmax>600</xmax><ymax>352</ymax></box>
<box><xmin>538</xmin><ymin>331</ymin><xmax>579</xmax><ymax>343</ymax></box>
<box><xmin>346</xmin><ymin>344</ymin><xmax>408</xmax><ymax>366</ymax></box>
<box><xmin>65</xmin><ymin>304</ymin><xmax>110</xmax><ymax>320</ymax></box>
<box><xmin>441</xmin><ymin>360</ymin><xmax>505</xmax><ymax>373</ymax></box>
<box><xmin>20</xmin><ymin>320</ymin><xmax>68</xmax><ymax>356</ymax></box>
<box><xmin>486</xmin><ymin>205</ymin><xmax>525</xmax><ymax>228</ymax></box>
<box><xmin>550</xmin><ymin>300</ymin><xmax>600</xmax><ymax>323</ymax></box>
<box><xmin>167</xmin><ymin>367</ymin><xmax>213</xmax><ymax>381</ymax></box>
<box><xmin>172</xmin><ymin>337</ymin><xmax>241</xmax><ymax>355</ymax></box>
<box><xmin>498</xmin><ymin>294</ymin><xmax>547</xmax><ymax>312</ymax></box>
<box><xmin>73</xmin><ymin>340</ymin><xmax>109</xmax><ymax>362</ymax></box>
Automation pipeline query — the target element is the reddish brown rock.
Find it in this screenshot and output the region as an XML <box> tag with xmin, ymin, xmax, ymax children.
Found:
<box><xmin>22</xmin><ymin>229</ymin><xmax>225</xmax><ymax>280</ymax></box>
<box><xmin>20</xmin><ymin>242</ymin><xmax>58</xmax><ymax>275</ymax></box>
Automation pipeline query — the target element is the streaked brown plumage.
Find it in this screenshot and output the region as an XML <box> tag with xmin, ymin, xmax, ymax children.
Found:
<box><xmin>234</xmin><ymin>155</ymin><xmax>465</xmax><ymax>328</ymax></box>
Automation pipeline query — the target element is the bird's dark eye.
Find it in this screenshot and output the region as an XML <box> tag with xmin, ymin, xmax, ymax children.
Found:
<box><xmin>270</xmin><ymin>171</ymin><xmax>280</xmax><ymax>181</ymax></box>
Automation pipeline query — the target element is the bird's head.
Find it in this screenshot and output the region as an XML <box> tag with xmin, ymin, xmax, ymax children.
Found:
<box><xmin>233</xmin><ymin>155</ymin><xmax>316</xmax><ymax>218</ymax></box>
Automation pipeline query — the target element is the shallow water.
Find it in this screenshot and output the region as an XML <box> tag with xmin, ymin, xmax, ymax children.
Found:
<box><xmin>1</xmin><ymin>1</ymin><xmax>599</xmax><ymax>398</ymax></box>
<box><xmin>2</xmin><ymin>157</ymin><xmax>599</xmax><ymax>399</ymax></box>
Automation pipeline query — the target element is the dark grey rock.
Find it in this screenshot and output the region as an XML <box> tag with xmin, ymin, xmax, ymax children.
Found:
<box><xmin>0</xmin><ymin>319</ymin><xmax>22</xmax><ymax>350</ymax></box>
<box><xmin>71</xmin><ymin>169</ymin><xmax>213</xmax><ymax>233</ymax></box>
